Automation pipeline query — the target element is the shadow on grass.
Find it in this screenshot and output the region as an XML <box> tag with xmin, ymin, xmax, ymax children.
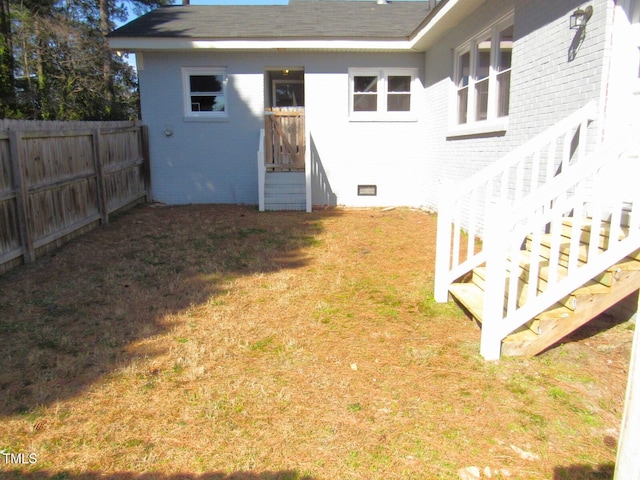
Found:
<box><xmin>0</xmin><ymin>471</ymin><xmax>315</xmax><ymax>480</ymax></box>
<box><xmin>553</xmin><ymin>462</ymin><xmax>615</xmax><ymax>479</ymax></box>
<box><xmin>0</xmin><ymin>204</ymin><xmax>341</xmax><ymax>418</ymax></box>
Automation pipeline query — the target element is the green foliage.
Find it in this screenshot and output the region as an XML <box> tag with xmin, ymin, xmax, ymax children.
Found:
<box><xmin>0</xmin><ymin>0</ymin><xmax>168</xmax><ymax>120</ymax></box>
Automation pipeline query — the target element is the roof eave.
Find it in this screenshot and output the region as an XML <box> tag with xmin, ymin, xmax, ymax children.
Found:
<box><xmin>108</xmin><ymin>37</ymin><xmax>417</xmax><ymax>53</ymax></box>
<box><xmin>409</xmin><ymin>0</ymin><xmax>487</xmax><ymax>50</ymax></box>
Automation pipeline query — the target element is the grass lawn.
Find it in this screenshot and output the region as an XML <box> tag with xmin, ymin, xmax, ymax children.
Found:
<box><xmin>0</xmin><ymin>204</ymin><xmax>633</xmax><ymax>479</ymax></box>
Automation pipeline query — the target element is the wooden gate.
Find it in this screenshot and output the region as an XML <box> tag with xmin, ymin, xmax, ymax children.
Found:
<box><xmin>264</xmin><ymin>107</ymin><xmax>305</xmax><ymax>171</ymax></box>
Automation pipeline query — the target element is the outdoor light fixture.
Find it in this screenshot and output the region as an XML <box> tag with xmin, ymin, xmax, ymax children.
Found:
<box><xmin>570</xmin><ymin>6</ymin><xmax>593</xmax><ymax>30</ymax></box>
<box><xmin>281</xmin><ymin>69</ymin><xmax>290</xmax><ymax>76</ymax></box>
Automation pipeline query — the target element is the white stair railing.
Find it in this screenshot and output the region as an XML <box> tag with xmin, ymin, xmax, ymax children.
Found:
<box><xmin>257</xmin><ymin>128</ymin><xmax>266</xmax><ymax>212</ymax></box>
<box><xmin>435</xmin><ymin>102</ymin><xmax>597</xmax><ymax>303</ymax></box>
<box><xmin>480</xmin><ymin>132</ymin><xmax>640</xmax><ymax>360</ymax></box>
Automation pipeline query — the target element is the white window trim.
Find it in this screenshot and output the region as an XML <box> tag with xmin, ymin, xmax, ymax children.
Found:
<box><xmin>182</xmin><ymin>67</ymin><xmax>229</xmax><ymax>121</ymax></box>
<box><xmin>633</xmin><ymin>24</ymin><xmax>640</xmax><ymax>95</ymax></box>
<box><xmin>448</xmin><ymin>12</ymin><xmax>513</xmax><ymax>137</ymax></box>
<box><xmin>348</xmin><ymin>68</ymin><xmax>418</xmax><ymax>122</ymax></box>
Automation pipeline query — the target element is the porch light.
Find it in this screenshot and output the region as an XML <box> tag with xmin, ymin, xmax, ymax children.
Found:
<box><xmin>281</xmin><ymin>69</ymin><xmax>290</xmax><ymax>76</ymax></box>
<box><xmin>570</xmin><ymin>6</ymin><xmax>593</xmax><ymax>30</ymax></box>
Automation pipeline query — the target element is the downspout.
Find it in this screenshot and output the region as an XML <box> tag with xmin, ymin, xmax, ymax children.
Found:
<box><xmin>598</xmin><ymin>0</ymin><xmax>619</xmax><ymax>143</ymax></box>
<box><xmin>614</xmin><ymin>296</ymin><xmax>640</xmax><ymax>480</ymax></box>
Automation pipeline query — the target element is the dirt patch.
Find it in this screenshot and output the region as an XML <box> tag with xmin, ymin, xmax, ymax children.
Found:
<box><xmin>0</xmin><ymin>205</ymin><xmax>633</xmax><ymax>479</ymax></box>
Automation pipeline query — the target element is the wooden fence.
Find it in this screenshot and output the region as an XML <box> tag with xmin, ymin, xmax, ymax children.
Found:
<box><xmin>0</xmin><ymin>120</ymin><xmax>150</xmax><ymax>275</ymax></box>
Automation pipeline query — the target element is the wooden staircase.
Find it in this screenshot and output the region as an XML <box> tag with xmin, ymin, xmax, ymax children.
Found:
<box><xmin>434</xmin><ymin>102</ymin><xmax>640</xmax><ymax>360</ymax></box>
<box><xmin>449</xmin><ymin>219</ymin><xmax>640</xmax><ymax>357</ymax></box>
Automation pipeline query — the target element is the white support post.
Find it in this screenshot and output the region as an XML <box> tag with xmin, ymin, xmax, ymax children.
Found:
<box><xmin>614</xmin><ymin>293</ymin><xmax>640</xmax><ymax>480</ymax></box>
<box><xmin>480</xmin><ymin>200</ymin><xmax>510</xmax><ymax>360</ymax></box>
<box><xmin>257</xmin><ymin>129</ymin><xmax>265</xmax><ymax>212</ymax></box>
<box><xmin>305</xmin><ymin>127</ymin><xmax>312</xmax><ymax>213</ymax></box>
<box><xmin>434</xmin><ymin>181</ymin><xmax>454</xmax><ymax>303</ymax></box>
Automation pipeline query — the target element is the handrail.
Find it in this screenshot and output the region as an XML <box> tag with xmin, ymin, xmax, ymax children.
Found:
<box><xmin>452</xmin><ymin>102</ymin><xmax>597</xmax><ymax>197</ymax></box>
<box><xmin>434</xmin><ymin>101</ymin><xmax>597</xmax><ymax>302</ymax></box>
<box><xmin>480</xmin><ymin>131</ymin><xmax>640</xmax><ymax>359</ymax></box>
<box><xmin>257</xmin><ymin>128</ymin><xmax>266</xmax><ymax>212</ymax></box>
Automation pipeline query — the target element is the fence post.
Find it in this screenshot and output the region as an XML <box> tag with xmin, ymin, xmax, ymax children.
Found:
<box><xmin>92</xmin><ymin>128</ymin><xmax>109</xmax><ymax>225</ymax></box>
<box><xmin>140</xmin><ymin>125</ymin><xmax>152</xmax><ymax>202</ymax></box>
<box><xmin>8</xmin><ymin>130</ymin><xmax>35</xmax><ymax>264</ymax></box>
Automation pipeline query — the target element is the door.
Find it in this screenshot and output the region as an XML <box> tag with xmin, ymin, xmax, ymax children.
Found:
<box><xmin>264</xmin><ymin>68</ymin><xmax>305</xmax><ymax>170</ymax></box>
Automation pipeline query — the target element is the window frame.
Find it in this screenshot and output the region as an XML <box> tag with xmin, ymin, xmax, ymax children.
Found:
<box><xmin>449</xmin><ymin>13</ymin><xmax>514</xmax><ymax>137</ymax></box>
<box><xmin>182</xmin><ymin>67</ymin><xmax>229</xmax><ymax>121</ymax></box>
<box><xmin>348</xmin><ymin>68</ymin><xmax>418</xmax><ymax>122</ymax></box>
<box><xmin>272</xmin><ymin>79</ymin><xmax>305</xmax><ymax>107</ymax></box>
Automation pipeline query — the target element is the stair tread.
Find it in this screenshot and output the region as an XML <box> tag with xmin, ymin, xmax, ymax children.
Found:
<box><xmin>502</xmin><ymin>328</ymin><xmax>540</xmax><ymax>357</ymax></box>
<box><xmin>448</xmin><ymin>212</ymin><xmax>640</xmax><ymax>358</ymax></box>
<box><xmin>472</xmin><ymin>264</ymin><xmax>610</xmax><ymax>310</ymax></box>
<box><xmin>528</xmin><ymin>220</ymin><xmax>632</xmax><ymax>266</ymax></box>
<box><xmin>562</xmin><ymin>218</ymin><xmax>630</xmax><ymax>239</ymax></box>
<box><xmin>448</xmin><ymin>283</ymin><xmax>485</xmax><ymax>322</ymax></box>
<box><xmin>611</xmin><ymin>256</ymin><xmax>640</xmax><ymax>271</ymax></box>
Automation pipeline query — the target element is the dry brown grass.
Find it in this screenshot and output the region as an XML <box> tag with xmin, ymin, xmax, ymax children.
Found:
<box><xmin>0</xmin><ymin>205</ymin><xmax>633</xmax><ymax>480</ymax></box>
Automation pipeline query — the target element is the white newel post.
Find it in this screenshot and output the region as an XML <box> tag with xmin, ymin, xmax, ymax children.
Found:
<box><xmin>434</xmin><ymin>181</ymin><xmax>453</xmax><ymax>303</ymax></box>
<box><xmin>614</xmin><ymin>294</ymin><xmax>640</xmax><ymax>480</ymax></box>
<box><xmin>480</xmin><ymin>200</ymin><xmax>510</xmax><ymax>361</ymax></box>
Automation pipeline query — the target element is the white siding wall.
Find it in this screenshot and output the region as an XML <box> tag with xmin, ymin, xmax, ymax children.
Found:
<box><xmin>138</xmin><ymin>0</ymin><xmax>618</xmax><ymax>209</ymax></box>
<box><xmin>138</xmin><ymin>51</ymin><xmax>425</xmax><ymax>207</ymax></box>
<box><xmin>604</xmin><ymin>0</ymin><xmax>640</xmax><ymax>135</ymax></box>
<box><xmin>421</xmin><ymin>0</ymin><xmax>611</xmax><ymax>210</ymax></box>
<box><xmin>304</xmin><ymin>54</ymin><xmax>426</xmax><ymax>207</ymax></box>
<box><xmin>139</xmin><ymin>52</ymin><xmax>266</xmax><ymax>205</ymax></box>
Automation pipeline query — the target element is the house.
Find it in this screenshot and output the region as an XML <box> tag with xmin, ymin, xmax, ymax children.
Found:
<box><xmin>110</xmin><ymin>0</ymin><xmax>640</xmax><ymax>353</ymax></box>
<box><xmin>108</xmin><ymin>0</ymin><xmax>640</xmax><ymax>214</ymax></box>
<box><xmin>109</xmin><ymin>0</ymin><xmax>436</xmax><ymax>210</ymax></box>
<box><xmin>110</xmin><ymin>0</ymin><xmax>640</xmax><ymax>340</ymax></box>
<box><xmin>111</xmin><ymin>0</ymin><xmax>640</xmax><ymax>470</ymax></box>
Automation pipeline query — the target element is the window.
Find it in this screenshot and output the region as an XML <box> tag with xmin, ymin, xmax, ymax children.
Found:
<box><xmin>182</xmin><ymin>67</ymin><xmax>228</xmax><ymax>119</ymax></box>
<box><xmin>453</xmin><ymin>15</ymin><xmax>513</xmax><ymax>133</ymax></box>
<box><xmin>273</xmin><ymin>80</ymin><xmax>304</xmax><ymax>107</ymax></box>
<box><xmin>349</xmin><ymin>68</ymin><xmax>417</xmax><ymax>120</ymax></box>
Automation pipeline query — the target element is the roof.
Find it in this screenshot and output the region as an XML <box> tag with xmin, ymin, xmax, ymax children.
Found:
<box><xmin>109</xmin><ymin>0</ymin><xmax>434</xmax><ymax>41</ymax></box>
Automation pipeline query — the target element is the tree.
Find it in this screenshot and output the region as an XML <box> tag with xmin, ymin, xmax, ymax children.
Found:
<box><xmin>0</xmin><ymin>0</ymin><xmax>17</xmax><ymax>116</ymax></box>
<box><xmin>0</xmin><ymin>0</ymin><xmax>167</xmax><ymax>120</ymax></box>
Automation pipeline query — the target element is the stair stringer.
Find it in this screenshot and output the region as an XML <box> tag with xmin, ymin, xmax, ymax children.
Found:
<box><xmin>487</xmin><ymin>235</ymin><xmax>640</xmax><ymax>344</ymax></box>
<box><xmin>502</xmin><ymin>257</ymin><xmax>640</xmax><ymax>356</ymax></box>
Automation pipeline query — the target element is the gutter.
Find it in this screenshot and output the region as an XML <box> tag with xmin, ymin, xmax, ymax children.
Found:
<box><xmin>108</xmin><ymin>37</ymin><xmax>415</xmax><ymax>52</ymax></box>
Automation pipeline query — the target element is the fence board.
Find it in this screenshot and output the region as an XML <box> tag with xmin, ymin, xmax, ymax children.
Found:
<box><xmin>0</xmin><ymin>134</ymin><xmax>21</xmax><ymax>270</ymax></box>
<box><xmin>0</xmin><ymin>120</ymin><xmax>150</xmax><ymax>275</ymax></box>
